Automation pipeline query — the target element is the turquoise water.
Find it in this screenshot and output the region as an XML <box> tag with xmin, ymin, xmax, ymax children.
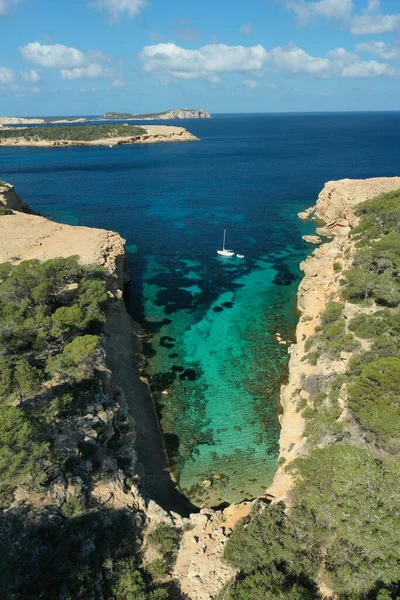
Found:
<box><xmin>2</xmin><ymin>112</ymin><xmax>400</xmax><ymax>505</ymax></box>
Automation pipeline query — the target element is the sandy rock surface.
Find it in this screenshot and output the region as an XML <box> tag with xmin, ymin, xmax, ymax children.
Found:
<box><xmin>268</xmin><ymin>177</ymin><xmax>400</xmax><ymax>501</ymax></box>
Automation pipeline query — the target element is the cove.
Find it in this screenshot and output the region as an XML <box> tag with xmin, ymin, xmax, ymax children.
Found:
<box><xmin>3</xmin><ymin>112</ymin><xmax>400</xmax><ymax>505</ymax></box>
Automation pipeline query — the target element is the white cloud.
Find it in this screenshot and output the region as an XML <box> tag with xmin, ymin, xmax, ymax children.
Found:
<box><xmin>88</xmin><ymin>0</ymin><xmax>147</xmax><ymax>23</ymax></box>
<box><xmin>328</xmin><ymin>47</ymin><xmax>359</xmax><ymax>64</ymax></box>
<box><xmin>139</xmin><ymin>41</ymin><xmax>396</xmax><ymax>83</ymax></box>
<box><xmin>0</xmin><ymin>66</ymin><xmax>15</xmax><ymax>84</ymax></box>
<box><xmin>286</xmin><ymin>0</ymin><xmax>400</xmax><ymax>36</ymax></box>
<box><xmin>242</xmin><ymin>79</ymin><xmax>260</xmax><ymax>88</ymax></box>
<box><xmin>20</xmin><ymin>42</ymin><xmax>86</xmax><ymax>69</ymax></box>
<box><xmin>20</xmin><ymin>42</ymin><xmax>116</xmax><ymax>80</ymax></box>
<box><xmin>341</xmin><ymin>59</ymin><xmax>395</xmax><ymax>76</ymax></box>
<box><xmin>111</xmin><ymin>78</ymin><xmax>126</xmax><ymax>87</ymax></box>
<box><xmin>286</xmin><ymin>0</ymin><xmax>354</xmax><ymax>24</ymax></box>
<box><xmin>240</xmin><ymin>24</ymin><xmax>253</xmax><ymax>35</ymax></box>
<box><xmin>60</xmin><ymin>64</ymin><xmax>111</xmax><ymax>80</ymax></box>
<box><xmin>21</xmin><ymin>69</ymin><xmax>41</xmax><ymax>83</ymax></box>
<box><xmin>139</xmin><ymin>43</ymin><xmax>268</xmax><ymax>82</ymax></box>
<box><xmin>267</xmin><ymin>45</ymin><xmax>331</xmax><ymax>74</ymax></box>
<box><xmin>356</xmin><ymin>41</ymin><xmax>400</xmax><ymax>60</ymax></box>
<box><xmin>0</xmin><ymin>0</ymin><xmax>19</xmax><ymax>16</ymax></box>
<box><xmin>350</xmin><ymin>13</ymin><xmax>400</xmax><ymax>35</ymax></box>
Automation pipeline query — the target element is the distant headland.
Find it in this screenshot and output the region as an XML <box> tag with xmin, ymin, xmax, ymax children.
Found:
<box><xmin>0</xmin><ymin>108</ymin><xmax>211</xmax><ymax>126</ymax></box>
<box><xmin>0</xmin><ymin>124</ymin><xmax>199</xmax><ymax>147</ymax></box>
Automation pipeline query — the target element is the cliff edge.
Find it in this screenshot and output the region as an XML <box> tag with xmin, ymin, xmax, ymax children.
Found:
<box><xmin>268</xmin><ymin>176</ymin><xmax>400</xmax><ymax>501</ymax></box>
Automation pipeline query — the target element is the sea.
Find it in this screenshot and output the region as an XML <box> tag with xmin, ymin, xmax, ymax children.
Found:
<box><xmin>2</xmin><ymin>112</ymin><xmax>400</xmax><ymax>506</ymax></box>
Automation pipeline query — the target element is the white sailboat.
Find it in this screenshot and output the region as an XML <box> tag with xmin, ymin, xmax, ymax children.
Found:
<box><xmin>217</xmin><ymin>229</ymin><xmax>235</xmax><ymax>257</ymax></box>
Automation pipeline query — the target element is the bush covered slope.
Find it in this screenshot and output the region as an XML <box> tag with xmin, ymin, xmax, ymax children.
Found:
<box><xmin>0</xmin><ymin>257</ymin><xmax>173</xmax><ymax>599</ymax></box>
<box><xmin>0</xmin><ymin>124</ymin><xmax>146</xmax><ymax>142</ymax></box>
<box><xmin>221</xmin><ymin>191</ymin><xmax>400</xmax><ymax>600</ymax></box>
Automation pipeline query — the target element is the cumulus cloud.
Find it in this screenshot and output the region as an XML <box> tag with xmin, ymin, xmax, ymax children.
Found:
<box><xmin>356</xmin><ymin>41</ymin><xmax>400</xmax><ymax>60</ymax></box>
<box><xmin>286</xmin><ymin>0</ymin><xmax>354</xmax><ymax>24</ymax></box>
<box><xmin>61</xmin><ymin>64</ymin><xmax>111</xmax><ymax>80</ymax></box>
<box><xmin>350</xmin><ymin>12</ymin><xmax>400</xmax><ymax>35</ymax></box>
<box><xmin>88</xmin><ymin>0</ymin><xmax>147</xmax><ymax>23</ymax></box>
<box><xmin>341</xmin><ymin>59</ymin><xmax>395</xmax><ymax>76</ymax></box>
<box><xmin>139</xmin><ymin>41</ymin><xmax>396</xmax><ymax>82</ymax></box>
<box><xmin>286</xmin><ymin>0</ymin><xmax>400</xmax><ymax>35</ymax></box>
<box><xmin>21</xmin><ymin>69</ymin><xmax>41</xmax><ymax>83</ymax></box>
<box><xmin>267</xmin><ymin>45</ymin><xmax>331</xmax><ymax>74</ymax></box>
<box><xmin>242</xmin><ymin>79</ymin><xmax>260</xmax><ymax>88</ymax></box>
<box><xmin>0</xmin><ymin>66</ymin><xmax>14</xmax><ymax>84</ymax></box>
<box><xmin>328</xmin><ymin>47</ymin><xmax>359</xmax><ymax>64</ymax></box>
<box><xmin>139</xmin><ymin>43</ymin><xmax>268</xmax><ymax>82</ymax></box>
<box><xmin>20</xmin><ymin>42</ymin><xmax>117</xmax><ymax>80</ymax></box>
<box><xmin>20</xmin><ymin>42</ymin><xmax>86</xmax><ymax>69</ymax></box>
<box><xmin>240</xmin><ymin>24</ymin><xmax>254</xmax><ymax>35</ymax></box>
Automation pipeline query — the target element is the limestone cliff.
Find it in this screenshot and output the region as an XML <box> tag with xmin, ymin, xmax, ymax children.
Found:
<box><xmin>0</xmin><ymin>181</ymin><xmax>35</xmax><ymax>214</ymax></box>
<box><xmin>267</xmin><ymin>177</ymin><xmax>400</xmax><ymax>501</ymax></box>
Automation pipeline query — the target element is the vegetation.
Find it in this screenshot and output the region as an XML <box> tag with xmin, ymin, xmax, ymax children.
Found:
<box><xmin>0</xmin><ymin>256</ymin><xmax>176</xmax><ymax>599</ymax></box>
<box><xmin>223</xmin><ymin>190</ymin><xmax>400</xmax><ymax>600</ymax></box>
<box><xmin>0</xmin><ymin>205</ymin><xmax>12</xmax><ymax>215</ymax></box>
<box><xmin>0</xmin><ymin>124</ymin><xmax>146</xmax><ymax>142</ymax></box>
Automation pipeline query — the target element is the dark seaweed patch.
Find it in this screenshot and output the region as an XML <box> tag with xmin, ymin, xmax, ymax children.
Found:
<box><xmin>212</xmin><ymin>306</ymin><xmax>224</xmax><ymax>312</ymax></box>
<box><xmin>222</xmin><ymin>301</ymin><xmax>234</xmax><ymax>308</ymax></box>
<box><xmin>272</xmin><ymin>260</ymin><xmax>297</xmax><ymax>286</ymax></box>
<box><xmin>171</xmin><ymin>365</ymin><xmax>184</xmax><ymax>373</ymax></box>
<box><xmin>179</xmin><ymin>368</ymin><xmax>197</xmax><ymax>381</ymax></box>
<box><xmin>160</xmin><ymin>336</ymin><xmax>175</xmax><ymax>349</ymax></box>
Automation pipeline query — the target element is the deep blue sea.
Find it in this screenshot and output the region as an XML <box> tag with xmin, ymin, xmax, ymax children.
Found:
<box><xmin>2</xmin><ymin>112</ymin><xmax>400</xmax><ymax>505</ymax></box>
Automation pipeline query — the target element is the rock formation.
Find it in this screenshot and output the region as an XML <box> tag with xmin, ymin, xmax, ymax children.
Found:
<box><xmin>267</xmin><ymin>176</ymin><xmax>400</xmax><ymax>501</ymax></box>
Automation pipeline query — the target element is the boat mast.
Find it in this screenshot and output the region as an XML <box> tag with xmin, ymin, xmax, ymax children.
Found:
<box><xmin>223</xmin><ymin>229</ymin><xmax>226</xmax><ymax>250</ymax></box>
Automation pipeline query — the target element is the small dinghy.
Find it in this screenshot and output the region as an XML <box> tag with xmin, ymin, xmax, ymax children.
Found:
<box><xmin>236</xmin><ymin>254</ymin><xmax>245</xmax><ymax>259</ymax></box>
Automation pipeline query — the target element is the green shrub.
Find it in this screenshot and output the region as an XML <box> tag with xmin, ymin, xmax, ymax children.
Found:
<box><xmin>148</xmin><ymin>524</ymin><xmax>181</xmax><ymax>558</ymax></box>
<box><xmin>348</xmin><ymin>357</ymin><xmax>400</xmax><ymax>453</ymax></box>
<box><xmin>320</xmin><ymin>301</ymin><xmax>343</xmax><ymax>325</ymax></box>
<box><xmin>61</xmin><ymin>496</ymin><xmax>86</xmax><ymax>518</ymax></box>
<box><xmin>333</xmin><ymin>262</ymin><xmax>342</xmax><ymax>272</ymax></box>
<box><xmin>0</xmin><ymin>205</ymin><xmax>12</xmax><ymax>215</ymax></box>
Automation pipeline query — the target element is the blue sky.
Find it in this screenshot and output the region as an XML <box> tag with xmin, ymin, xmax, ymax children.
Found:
<box><xmin>1</xmin><ymin>0</ymin><xmax>400</xmax><ymax>115</ymax></box>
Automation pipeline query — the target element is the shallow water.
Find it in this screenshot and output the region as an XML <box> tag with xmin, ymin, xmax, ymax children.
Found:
<box><xmin>2</xmin><ymin>112</ymin><xmax>400</xmax><ymax>504</ymax></box>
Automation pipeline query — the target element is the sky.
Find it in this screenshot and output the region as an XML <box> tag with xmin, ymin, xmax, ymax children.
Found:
<box><xmin>1</xmin><ymin>0</ymin><xmax>400</xmax><ymax>115</ymax></box>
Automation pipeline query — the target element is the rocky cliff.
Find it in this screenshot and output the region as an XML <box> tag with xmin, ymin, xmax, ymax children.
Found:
<box><xmin>267</xmin><ymin>176</ymin><xmax>400</xmax><ymax>501</ymax></box>
<box><xmin>0</xmin><ymin>181</ymin><xmax>35</xmax><ymax>213</ymax></box>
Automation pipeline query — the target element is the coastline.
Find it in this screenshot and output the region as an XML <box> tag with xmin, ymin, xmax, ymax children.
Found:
<box><xmin>0</xmin><ymin>125</ymin><xmax>199</xmax><ymax>147</ymax></box>
<box><xmin>267</xmin><ymin>176</ymin><xmax>400</xmax><ymax>502</ymax></box>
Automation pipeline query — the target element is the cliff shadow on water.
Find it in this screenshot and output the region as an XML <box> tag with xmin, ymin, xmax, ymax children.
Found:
<box><xmin>116</xmin><ymin>281</ymin><xmax>197</xmax><ymax>516</ymax></box>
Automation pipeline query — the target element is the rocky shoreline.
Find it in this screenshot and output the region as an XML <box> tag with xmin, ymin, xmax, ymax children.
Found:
<box><xmin>267</xmin><ymin>176</ymin><xmax>400</xmax><ymax>501</ymax></box>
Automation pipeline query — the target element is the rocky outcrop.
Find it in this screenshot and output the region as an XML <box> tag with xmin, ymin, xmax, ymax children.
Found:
<box><xmin>0</xmin><ymin>116</ymin><xmax>46</xmax><ymax>125</ymax></box>
<box><xmin>268</xmin><ymin>177</ymin><xmax>400</xmax><ymax>501</ymax></box>
<box><xmin>0</xmin><ymin>181</ymin><xmax>35</xmax><ymax>214</ymax></box>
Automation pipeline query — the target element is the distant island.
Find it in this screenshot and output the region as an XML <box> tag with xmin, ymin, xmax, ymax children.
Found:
<box><xmin>0</xmin><ymin>108</ymin><xmax>211</xmax><ymax>126</ymax></box>
<box><xmin>103</xmin><ymin>108</ymin><xmax>211</xmax><ymax>120</ymax></box>
<box><xmin>0</xmin><ymin>124</ymin><xmax>199</xmax><ymax>147</ymax></box>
